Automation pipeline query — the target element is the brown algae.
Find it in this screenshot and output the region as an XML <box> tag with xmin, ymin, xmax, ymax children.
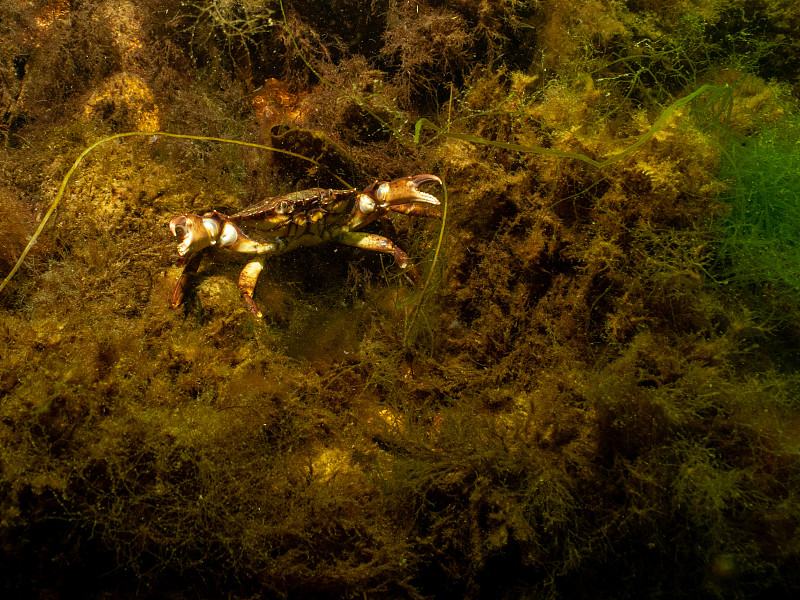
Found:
<box><xmin>1</xmin><ymin>1</ymin><xmax>800</xmax><ymax>598</ymax></box>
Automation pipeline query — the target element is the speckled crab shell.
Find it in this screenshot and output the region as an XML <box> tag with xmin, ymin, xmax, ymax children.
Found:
<box><xmin>228</xmin><ymin>187</ymin><xmax>358</xmax><ymax>239</ymax></box>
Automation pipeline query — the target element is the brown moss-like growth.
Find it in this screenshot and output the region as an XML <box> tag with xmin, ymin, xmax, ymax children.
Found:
<box><xmin>2</xmin><ymin>0</ymin><xmax>800</xmax><ymax>599</ymax></box>
<box><xmin>0</xmin><ymin>188</ymin><xmax>36</xmax><ymax>305</ymax></box>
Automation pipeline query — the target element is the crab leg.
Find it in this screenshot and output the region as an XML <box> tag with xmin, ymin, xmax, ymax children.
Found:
<box><xmin>338</xmin><ymin>231</ymin><xmax>421</xmax><ymax>284</ymax></box>
<box><xmin>387</xmin><ymin>203</ymin><xmax>442</xmax><ymax>218</ymax></box>
<box><xmin>338</xmin><ymin>231</ymin><xmax>406</xmax><ymax>264</ymax></box>
<box><xmin>238</xmin><ymin>256</ymin><xmax>266</xmax><ymax>317</ymax></box>
<box><xmin>171</xmin><ymin>251</ymin><xmax>206</xmax><ymax>309</ymax></box>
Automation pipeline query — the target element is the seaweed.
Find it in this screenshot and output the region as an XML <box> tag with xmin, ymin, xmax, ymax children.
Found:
<box><xmin>713</xmin><ymin>112</ymin><xmax>800</xmax><ymax>299</ymax></box>
<box><xmin>3</xmin><ymin>0</ymin><xmax>800</xmax><ymax>599</ymax></box>
<box><xmin>0</xmin><ymin>131</ymin><xmax>337</xmax><ymax>297</ymax></box>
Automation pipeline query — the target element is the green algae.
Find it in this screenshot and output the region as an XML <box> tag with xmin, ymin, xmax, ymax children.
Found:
<box><xmin>714</xmin><ymin>112</ymin><xmax>800</xmax><ymax>303</ymax></box>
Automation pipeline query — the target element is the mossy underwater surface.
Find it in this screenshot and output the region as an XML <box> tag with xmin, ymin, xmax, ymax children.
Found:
<box><xmin>3</xmin><ymin>0</ymin><xmax>800</xmax><ymax>598</ymax></box>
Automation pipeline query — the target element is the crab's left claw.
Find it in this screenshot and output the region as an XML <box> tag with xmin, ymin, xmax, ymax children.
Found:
<box><xmin>170</xmin><ymin>213</ymin><xmax>222</xmax><ymax>256</ymax></box>
<box><xmin>364</xmin><ymin>174</ymin><xmax>442</xmax><ymax>209</ymax></box>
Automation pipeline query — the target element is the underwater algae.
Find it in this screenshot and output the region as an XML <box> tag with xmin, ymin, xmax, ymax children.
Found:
<box><xmin>713</xmin><ymin>111</ymin><xmax>800</xmax><ymax>308</ymax></box>
<box><xmin>2</xmin><ymin>0</ymin><xmax>800</xmax><ymax>599</ymax></box>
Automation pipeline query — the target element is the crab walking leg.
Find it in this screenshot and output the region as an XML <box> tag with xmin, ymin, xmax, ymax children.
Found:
<box><xmin>238</xmin><ymin>256</ymin><xmax>266</xmax><ymax>317</ymax></box>
<box><xmin>387</xmin><ymin>203</ymin><xmax>442</xmax><ymax>218</ymax></box>
<box><xmin>171</xmin><ymin>251</ymin><xmax>206</xmax><ymax>309</ymax></box>
<box><xmin>338</xmin><ymin>231</ymin><xmax>421</xmax><ymax>284</ymax></box>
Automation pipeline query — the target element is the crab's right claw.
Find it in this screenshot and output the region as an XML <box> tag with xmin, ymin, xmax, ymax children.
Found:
<box><xmin>366</xmin><ymin>174</ymin><xmax>442</xmax><ymax>208</ymax></box>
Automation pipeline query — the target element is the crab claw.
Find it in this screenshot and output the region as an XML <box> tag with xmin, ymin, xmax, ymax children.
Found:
<box><xmin>367</xmin><ymin>174</ymin><xmax>442</xmax><ymax>208</ymax></box>
<box><xmin>170</xmin><ymin>214</ymin><xmax>218</xmax><ymax>256</ymax></box>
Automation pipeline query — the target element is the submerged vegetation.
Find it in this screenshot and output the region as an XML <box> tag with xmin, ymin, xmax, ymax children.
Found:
<box><xmin>2</xmin><ymin>0</ymin><xmax>800</xmax><ymax>598</ymax></box>
<box><xmin>713</xmin><ymin>112</ymin><xmax>800</xmax><ymax>322</ymax></box>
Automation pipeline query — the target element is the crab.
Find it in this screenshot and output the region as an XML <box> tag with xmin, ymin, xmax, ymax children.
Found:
<box><xmin>169</xmin><ymin>174</ymin><xmax>442</xmax><ymax>317</ymax></box>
